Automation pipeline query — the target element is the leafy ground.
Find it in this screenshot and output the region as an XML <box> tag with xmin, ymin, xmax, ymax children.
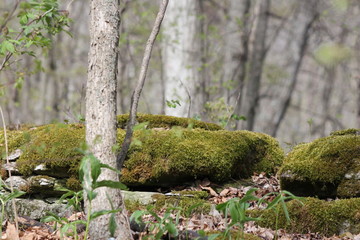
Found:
<box><xmin>2</xmin><ymin>173</ymin><xmax>360</xmax><ymax>240</ymax></box>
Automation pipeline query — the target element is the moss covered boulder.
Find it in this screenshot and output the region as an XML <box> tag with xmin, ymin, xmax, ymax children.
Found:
<box><xmin>0</xmin><ymin>115</ymin><xmax>284</xmax><ymax>189</ymax></box>
<box><xmin>251</xmin><ymin>197</ymin><xmax>360</xmax><ymax>236</ymax></box>
<box><xmin>120</xmin><ymin>129</ymin><xmax>284</xmax><ymax>187</ymax></box>
<box><xmin>279</xmin><ymin>129</ymin><xmax>360</xmax><ymax>198</ymax></box>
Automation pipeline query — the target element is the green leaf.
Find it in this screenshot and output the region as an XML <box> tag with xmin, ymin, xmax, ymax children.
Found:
<box><xmin>90</xmin><ymin>209</ymin><xmax>121</xmax><ymax>221</ymax></box>
<box><xmin>99</xmin><ymin>163</ymin><xmax>122</xmax><ymax>175</ymax></box>
<box><xmin>93</xmin><ymin>180</ymin><xmax>128</xmax><ymax>190</ymax></box>
<box><xmin>109</xmin><ymin>213</ymin><xmax>117</xmax><ymax>237</ymax></box>
<box><xmin>2</xmin><ymin>40</ymin><xmax>15</xmax><ymax>53</ymax></box>
<box><xmin>165</xmin><ymin>222</ymin><xmax>178</xmax><ymax>236</ymax></box>
<box><xmin>89</xmin><ymin>154</ymin><xmax>101</xmax><ymax>183</ymax></box>
<box><xmin>86</xmin><ymin>190</ymin><xmax>97</xmax><ymax>201</ymax></box>
<box><xmin>130</xmin><ymin>210</ymin><xmax>145</xmax><ymax>224</ymax></box>
<box><xmin>4</xmin><ymin>190</ymin><xmax>26</xmax><ymax>202</ymax></box>
<box><xmin>20</xmin><ymin>15</ymin><xmax>28</xmax><ymax>25</ymax></box>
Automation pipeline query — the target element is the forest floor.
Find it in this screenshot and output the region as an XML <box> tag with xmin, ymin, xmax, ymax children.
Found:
<box><xmin>1</xmin><ymin>173</ymin><xmax>359</xmax><ymax>240</ymax></box>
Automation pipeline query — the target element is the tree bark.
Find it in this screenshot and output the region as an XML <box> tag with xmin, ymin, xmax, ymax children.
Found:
<box><xmin>243</xmin><ymin>0</ymin><xmax>270</xmax><ymax>131</ymax></box>
<box><xmin>86</xmin><ymin>0</ymin><xmax>133</xmax><ymax>239</ymax></box>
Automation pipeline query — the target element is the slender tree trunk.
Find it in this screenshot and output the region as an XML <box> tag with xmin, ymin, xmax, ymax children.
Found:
<box><xmin>86</xmin><ymin>0</ymin><xmax>133</xmax><ymax>239</ymax></box>
<box><xmin>223</xmin><ymin>0</ymin><xmax>251</xmax><ymax>129</ymax></box>
<box><xmin>199</xmin><ymin>0</ymin><xmax>209</xmax><ymax>120</ymax></box>
<box><xmin>162</xmin><ymin>0</ymin><xmax>201</xmax><ymax>117</ymax></box>
<box><xmin>243</xmin><ymin>0</ymin><xmax>270</xmax><ymax>130</ymax></box>
<box><xmin>271</xmin><ymin>11</ymin><xmax>318</xmax><ymax>136</ymax></box>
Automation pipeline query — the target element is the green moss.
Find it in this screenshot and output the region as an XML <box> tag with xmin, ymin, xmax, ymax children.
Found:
<box><xmin>66</xmin><ymin>177</ymin><xmax>82</xmax><ymax>192</ymax></box>
<box><xmin>1</xmin><ymin>122</ymin><xmax>283</xmax><ymax>188</ymax></box>
<box><xmin>117</xmin><ymin>113</ymin><xmax>222</xmax><ymax>131</ymax></box>
<box><xmin>124</xmin><ymin>199</ymin><xmax>147</xmax><ymax>213</ymax></box>
<box><xmin>15</xmin><ymin>124</ymin><xmax>85</xmax><ymax>176</ymax></box>
<box><xmin>251</xmin><ymin>197</ymin><xmax>360</xmax><ymax>236</ymax></box>
<box><xmin>151</xmin><ymin>193</ymin><xmax>210</xmax><ymax>215</ymax></box>
<box><xmin>120</xmin><ymin>129</ymin><xmax>284</xmax><ymax>186</ymax></box>
<box><xmin>207</xmin><ymin>231</ymin><xmax>262</xmax><ymax>240</ymax></box>
<box><xmin>330</xmin><ymin>128</ymin><xmax>360</xmax><ymax>136</ymax></box>
<box><xmin>279</xmin><ymin>132</ymin><xmax>360</xmax><ymax>184</ymax></box>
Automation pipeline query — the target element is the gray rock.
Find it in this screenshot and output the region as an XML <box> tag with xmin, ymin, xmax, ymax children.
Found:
<box><xmin>122</xmin><ymin>190</ymin><xmax>161</xmax><ymax>205</ymax></box>
<box><xmin>2</xmin><ymin>162</ymin><xmax>19</xmax><ymax>174</ymax></box>
<box><xmin>33</xmin><ymin>164</ymin><xmax>71</xmax><ymax>178</ymax></box>
<box><xmin>5</xmin><ymin>198</ymin><xmax>73</xmax><ymax>220</ymax></box>
<box><xmin>7</xmin><ymin>149</ymin><xmax>22</xmax><ymax>161</ymax></box>
<box><xmin>4</xmin><ymin>176</ymin><xmax>28</xmax><ymax>191</ymax></box>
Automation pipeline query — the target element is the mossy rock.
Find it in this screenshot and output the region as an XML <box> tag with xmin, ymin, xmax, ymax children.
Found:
<box><xmin>0</xmin><ymin>121</ymin><xmax>283</xmax><ymax>189</ymax></box>
<box><xmin>117</xmin><ymin>113</ymin><xmax>222</xmax><ymax>131</ymax></box>
<box><xmin>279</xmin><ymin>128</ymin><xmax>360</xmax><ymax>198</ymax></box>
<box><xmin>120</xmin><ymin>129</ymin><xmax>284</xmax><ymax>187</ymax></box>
<box><xmin>250</xmin><ymin>197</ymin><xmax>360</xmax><ymax>236</ymax></box>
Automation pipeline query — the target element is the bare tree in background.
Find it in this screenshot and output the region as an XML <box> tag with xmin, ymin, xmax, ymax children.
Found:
<box><xmin>242</xmin><ymin>0</ymin><xmax>270</xmax><ymax>131</ymax></box>
<box><xmin>223</xmin><ymin>0</ymin><xmax>251</xmax><ymax>128</ymax></box>
<box><xmin>162</xmin><ymin>0</ymin><xmax>201</xmax><ymax>117</ymax></box>
<box><xmin>271</xmin><ymin>2</ymin><xmax>318</xmax><ymax>137</ymax></box>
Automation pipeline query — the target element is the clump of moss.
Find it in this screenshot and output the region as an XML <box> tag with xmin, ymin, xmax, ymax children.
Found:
<box><xmin>279</xmin><ymin>129</ymin><xmax>360</xmax><ymax>197</ymax></box>
<box><xmin>117</xmin><ymin>113</ymin><xmax>222</xmax><ymax>131</ymax></box>
<box><xmin>331</xmin><ymin>128</ymin><xmax>360</xmax><ymax>136</ymax></box>
<box><xmin>152</xmin><ymin>193</ymin><xmax>210</xmax><ymax>214</ymax></box>
<box><xmin>251</xmin><ymin>197</ymin><xmax>360</xmax><ymax>236</ymax></box>
<box><xmin>66</xmin><ymin>176</ymin><xmax>82</xmax><ymax>192</ymax></box>
<box><xmin>14</xmin><ymin>124</ymin><xmax>85</xmax><ymax>176</ymax></box>
<box><xmin>120</xmin><ymin>128</ymin><xmax>284</xmax><ymax>187</ymax></box>
<box><xmin>207</xmin><ymin>231</ymin><xmax>262</xmax><ymax>240</ymax></box>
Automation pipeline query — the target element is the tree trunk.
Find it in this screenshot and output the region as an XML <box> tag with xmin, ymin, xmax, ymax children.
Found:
<box><xmin>271</xmin><ymin>8</ymin><xmax>318</xmax><ymax>137</ymax></box>
<box><xmin>243</xmin><ymin>0</ymin><xmax>270</xmax><ymax>130</ymax></box>
<box><xmin>223</xmin><ymin>0</ymin><xmax>251</xmax><ymax>129</ymax></box>
<box><xmin>162</xmin><ymin>0</ymin><xmax>201</xmax><ymax>117</ymax></box>
<box><xmin>86</xmin><ymin>0</ymin><xmax>132</xmax><ymax>239</ymax></box>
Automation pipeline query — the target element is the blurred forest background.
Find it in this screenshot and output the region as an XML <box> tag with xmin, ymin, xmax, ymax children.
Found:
<box><xmin>1</xmin><ymin>0</ymin><xmax>359</xmax><ymax>147</ymax></box>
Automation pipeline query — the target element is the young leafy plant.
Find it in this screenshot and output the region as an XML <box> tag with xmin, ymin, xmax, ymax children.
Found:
<box><xmin>131</xmin><ymin>205</ymin><xmax>182</xmax><ymax>240</ymax></box>
<box><xmin>258</xmin><ymin>190</ymin><xmax>304</xmax><ymax>239</ymax></box>
<box><xmin>215</xmin><ymin>188</ymin><xmax>261</xmax><ymax>240</ymax></box>
<box><xmin>42</xmin><ymin>212</ymin><xmax>85</xmax><ymax>240</ymax></box>
<box><xmin>78</xmin><ymin>152</ymin><xmax>128</xmax><ymax>239</ymax></box>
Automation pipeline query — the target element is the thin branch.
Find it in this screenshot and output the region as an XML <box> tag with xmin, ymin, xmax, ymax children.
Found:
<box><xmin>0</xmin><ymin>0</ymin><xmax>20</xmax><ymax>34</ymax></box>
<box><xmin>116</xmin><ymin>0</ymin><xmax>169</xmax><ymax>170</ymax></box>
<box><xmin>0</xmin><ymin>7</ymin><xmax>54</xmax><ymax>71</ymax></box>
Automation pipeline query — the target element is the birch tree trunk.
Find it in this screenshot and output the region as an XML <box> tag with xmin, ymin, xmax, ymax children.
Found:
<box><xmin>86</xmin><ymin>0</ymin><xmax>132</xmax><ymax>239</ymax></box>
<box><xmin>162</xmin><ymin>0</ymin><xmax>201</xmax><ymax>117</ymax></box>
<box><xmin>243</xmin><ymin>0</ymin><xmax>269</xmax><ymax>130</ymax></box>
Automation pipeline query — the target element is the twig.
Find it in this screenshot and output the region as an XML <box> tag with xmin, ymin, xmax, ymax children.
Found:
<box><xmin>0</xmin><ymin>106</ymin><xmax>20</xmax><ymax>240</ymax></box>
<box><xmin>116</xmin><ymin>0</ymin><xmax>169</xmax><ymax>169</ymax></box>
